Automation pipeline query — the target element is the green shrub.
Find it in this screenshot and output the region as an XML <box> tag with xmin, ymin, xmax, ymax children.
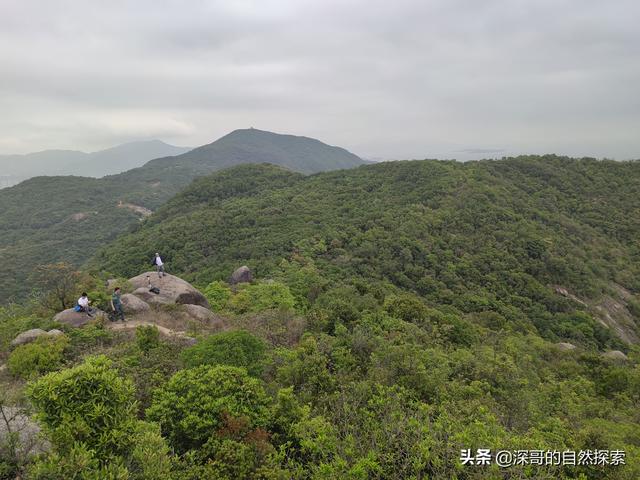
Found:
<box><xmin>27</xmin><ymin>356</ymin><xmax>137</xmax><ymax>460</ymax></box>
<box><xmin>7</xmin><ymin>335</ymin><xmax>68</xmax><ymax>378</ymax></box>
<box><xmin>126</xmin><ymin>421</ymin><xmax>173</xmax><ymax>480</ymax></box>
<box><xmin>65</xmin><ymin>322</ymin><xmax>115</xmax><ymax>354</ymax></box>
<box><xmin>202</xmin><ymin>280</ymin><xmax>232</xmax><ymax>311</ymax></box>
<box><xmin>136</xmin><ymin>325</ymin><xmax>161</xmax><ymax>353</ymax></box>
<box><xmin>229</xmin><ymin>281</ymin><xmax>295</xmax><ymax>314</ymax></box>
<box><xmin>147</xmin><ymin>365</ymin><xmax>271</xmax><ymax>453</ymax></box>
<box><xmin>383</xmin><ymin>293</ymin><xmax>431</xmax><ymax>324</ymax></box>
<box><xmin>181</xmin><ymin>330</ymin><xmax>266</xmax><ymax>376</ymax></box>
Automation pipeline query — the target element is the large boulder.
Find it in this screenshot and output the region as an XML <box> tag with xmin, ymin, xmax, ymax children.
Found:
<box><xmin>131</xmin><ymin>287</ymin><xmax>171</xmax><ymax>305</ymax></box>
<box><xmin>54</xmin><ymin>309</ymin><xmax>104</xmax><ymax>328</ymax></box>
<box><xmin>121</xmin><ymin>293</ymin><xmax>151</xmax><ymax>314</ymax></box>
<box><xmin>229</xmin><ymin>266</ymin><xmax>252</xmax><ymax>285</ymax></box>
<box><xmin>555</xmin><ymin>342</ymin><xmax>577</xmax><ymax>351</ymax></box>
<box><xmin>128</xmin><ymin>272</ymin><xmax>209</xmax><ymax>308</ymax></box>
<box><xmin>11</xmin><ymin>328</ymin><xmax>65</xmax><ymax>347</ymax></box>
<box><xmin>183</xmin><ymin>304</ymin><xmax>224</xmax><ymax>329</ymax></box>
<box><xmin>602</xmin><ymin>350</ymin><xmax>628</xmax><ymax>362</ymax></box>
<box><xmin>10</xmin><ymin>329</ymin><xmax>47</xmax><ymax>347</ymax></box>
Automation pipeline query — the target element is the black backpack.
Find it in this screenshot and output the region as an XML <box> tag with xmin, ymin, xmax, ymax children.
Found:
<box><xmin>150</xmin><ymin>256</ymin><xmax>156</xmax><ymax>266</ymax></box>
<box><xmin>149</xmin><ymin>287</ymin><xmax>160</xmax><ymax>295</ymax></box>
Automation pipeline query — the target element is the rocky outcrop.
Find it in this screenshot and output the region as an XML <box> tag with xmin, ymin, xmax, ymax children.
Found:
<box><xmin>54</xmin><ymin>309</ymin><xmax>104</xmax><ymax>328</ymax></box>
<box><xmin>229</xmin><ymin>266</ymin><xmax>252</xmax><ymax>285</ymax></box>
<box><xmin>552</xmin><ymin>283</ymin><xmax>639</xmax><ymax>345</ymax></box>
<box><xmin>602</xmin><ymin>350</ymin><xmax>628</xmax><ymax>362</ymax></box>
<box><xmin>121</xmin><ymin>293</ymin><xmax>151</xmax><ymax>314</ymax></box>
<box><xmin>11</xmin><ymin>328</ymin><xmax>65</xmax><ymax>347</ymax></box>
<box><xmin>129</xmin><ymin>273</ymin><xmax>209</xmax><ymax>308</ymax></box>
<box><xmin>555</xmin><ymin>342</ymin><xmax>577</xmax><ymax>351</ymax></box>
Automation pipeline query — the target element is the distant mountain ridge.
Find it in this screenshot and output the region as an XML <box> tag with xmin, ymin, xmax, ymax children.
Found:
<box><xmin>0</xmin><ymin>140</ymin><xmax>192</xmax><ymax>186</ymax></box>
<box><xmin>0</xmin><ymin>129</ymin><xmax>365</xmax><ymax>302</ymax></box>
<box><xmin>146</xmin><ymin>128</ymin><xmax>364</xmax><ymax>174</ymax></box>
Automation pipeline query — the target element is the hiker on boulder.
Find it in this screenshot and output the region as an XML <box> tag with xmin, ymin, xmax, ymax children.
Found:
<box><xmin>152</xmin><ymin>252</ymin><xmax>166</xmax><ymax>278</ymax></box>
<box><xmin>77</xmin><ymin>292</ymin><xmax>93</xmax><ymax>317</ymax></box>
<box><xmin>110</xmin><ymin>287</ymin><xmax>125</xmax><ymax>322</ymax></box>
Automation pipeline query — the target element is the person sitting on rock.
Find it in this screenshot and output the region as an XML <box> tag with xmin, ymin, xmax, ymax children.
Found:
<box><xmin>153</xmin><ymin>252</ymin><xmax>166</xmax><ymax>278</ymax></box>
<box><xmin>77</xmin><ymin>292</ymin><xmax>93</xmax><ymax>317</ymax></box>
<box><xmin>110</xmin><ymin>287</ymin><xmax>125</xmax><ymax>322</ymax></box>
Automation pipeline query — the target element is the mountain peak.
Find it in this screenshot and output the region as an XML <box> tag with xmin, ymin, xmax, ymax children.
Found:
<box><xmin>146</xmin><ymin>129</ymin><xmax>364</xmax><ymax>175</ymax></box>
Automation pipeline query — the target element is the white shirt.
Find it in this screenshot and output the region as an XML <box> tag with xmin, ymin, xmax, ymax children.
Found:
<box><xmin>155</xmin><ymin>256</ymin><xmax>163</xmax><ymax>266</ymax></box>
<box><xmin>78</xmin><ymin>296</ymin><xmax>89</xmax><ymax>308</ymax></box>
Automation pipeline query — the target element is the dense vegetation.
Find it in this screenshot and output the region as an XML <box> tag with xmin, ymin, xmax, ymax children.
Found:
<box><xmin>96</xmin><ymin>157</ymin><xmax>640</xmax><ymax>349</ymax></box>
<box><xmin>0</xmin><ymin>155</ymin><xmax>639</xmax><ymax>478</ymax></box>
<box><xmin>0</xmin><ymin>129</ymin><xmax>363</xmax><ymax>302</ymax></box>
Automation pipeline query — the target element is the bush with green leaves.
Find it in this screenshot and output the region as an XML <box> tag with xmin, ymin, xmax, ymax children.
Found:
<box><xmin>7</xmin><ymin>334</ymin><xmax>68</xmax><ymax>378</ymax></box>
<box><xmin>202</xmin><ymin>280</ymin><xmax>232</xmax><ymax>311</ymax></box>
<box><xmin>27</xmin><ymin>356</ymin><xmax>137</xmax><ymax>460</ymax></box>
<box><xmin>181</xmin><ymin>330</ymin><xmax>266</xmax><ymax>376</ymax></box>
<box><xmin>26</xmin><ymin>356</ymin><xmax>172</xmax><ymax>479</ymax></box>
<box><xmin>147</xmin><ymin>365</ymin><xmax>271</xmax><ymax>453</ymax></box>
<box><xmin>136</xmin><ymin>325</ymin><xmax>161</xmax><ymax>353</ymax></box>
<box><xmin>229</xmin><ymin>281</ymin><xmax>296</xmax><ymax>314</ymax></box>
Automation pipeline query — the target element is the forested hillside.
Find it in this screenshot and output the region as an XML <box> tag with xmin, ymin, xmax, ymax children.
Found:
<box><xmin>1</xmin><ymin>156</ymin><xmax>639</xmax><ymax>479</ymax></box>
<box><xmin>96</xmin><ymin>157</ymin><xmax>640</xmax><ymax>349</ymax></box>
<box><xmin>0</xmin><ymin>129</ymin><xmax>363</xmax><ymax>302</ymax></box>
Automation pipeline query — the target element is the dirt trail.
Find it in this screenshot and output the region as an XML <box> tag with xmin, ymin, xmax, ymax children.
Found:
<box><xmin>107</xmin><ymin>318</ymin><xmax>189</xmax><ymax>338</ymax></box>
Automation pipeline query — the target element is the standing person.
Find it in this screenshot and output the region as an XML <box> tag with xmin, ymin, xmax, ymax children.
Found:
<box><xmin>111</xmin><ymin>287</ymin><xmax>125</xmax><ymax>322</ymax></box>
<box><xmin>77</xmin><ymin>292</ymin><xmax>93</xmax><ymax>317</ymax></box>
<box><xmin>152</xmin><ymin>252</ymin><xmax>166</xmax><ymax>278</ymax></box>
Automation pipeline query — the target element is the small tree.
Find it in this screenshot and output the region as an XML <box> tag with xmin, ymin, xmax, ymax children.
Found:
<box><xmin>31</xmin><ymin>262</ymin><xmax>83</xmax><ymax>311</ymax></box>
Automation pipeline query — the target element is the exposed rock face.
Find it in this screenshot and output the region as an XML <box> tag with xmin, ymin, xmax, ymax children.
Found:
<box><xmin>230</xmin><ymin>266</ymin><xmax>252</xmax><ymax>285</ymax></box>
<box><xmin>556</xmin><ymin>342</ymin><xmax>577</xmax><ymax>351</ymax></box>
<box><xmin>552</xmin><ymin>283</ymin><xmax>639</xmax><ymax>344</ymax></box>
<box><xmin>602</xmin><ymin>350</ymin><xmax>628</xmax><ymax>362</ymax></box>
<box><xmin>54</xmin><ymin>309</ymin><xmax>103</xmax><ymax>328</ymax></box>
<box><xmin>121</xmin><ymin>293</ymin><xmax>151</xmax><ymax>314</ymax></box>
<box><xmin>129</xmin><ymin>272</ymin><xmax>209</xmax><ymax>308</ymax></box>
<box><xmin>11</xmin><ymin>329</ymin><xmax>65</xmax><ymax>347</ymax></box>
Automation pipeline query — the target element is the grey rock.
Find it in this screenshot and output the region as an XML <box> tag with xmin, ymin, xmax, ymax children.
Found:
<box><xmin>121</xmin><ymin>293</ymin><xmax>151</xmax><ymax>314</ymax></box>
<box><xmin>556</xmin><ymin>342</ymin><xmax>577</xmax><ymax>351</ymax></box>
<box><xmin>129</xmin><ymin>272</ymin><xmax>209</xmax><ymax>308</ymax></box>
<box><xmin>602</xmin><ymin>350</ymin><xmax>628</xmax><ymax>361</ymax></box>
<box><xmin>230</xmin><ymin>265</ymin><xmax>252</xmax><ymax>285</ymax></box>
<box><xmin>0</xmin><ymin>406</ymin><xmax>50</xmax><ymax>458</ymax></box>
<box><xmin>183</xmin><ymin>304</ymin><xmax>225</xmax><ymax>330</ymax></box>
<box><xmin>47</xmin><ymin>329</ymin><xmax>64</xmax><ymax>337</ymax></box>
<box><xmin>10</xmin><ymin>329</ymin><xmax>47</xmax><ymax>347</ymax></box>
<box><xmin>54</xmin><ymin>308</ymin><xmax>104</xmax><ymax>328</ymax></box>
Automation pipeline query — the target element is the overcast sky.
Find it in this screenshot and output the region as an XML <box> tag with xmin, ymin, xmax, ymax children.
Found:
<box><xmin>1</xmin><ymin>0</ymin><xmax>638</xmax><ymax>160</ymax></box>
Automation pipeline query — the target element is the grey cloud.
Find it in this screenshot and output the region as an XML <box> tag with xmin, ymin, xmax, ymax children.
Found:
<box><xmin>0</xmin><ymin>0</ymin><xmax>638</xmax><ymax>160</ymax></box>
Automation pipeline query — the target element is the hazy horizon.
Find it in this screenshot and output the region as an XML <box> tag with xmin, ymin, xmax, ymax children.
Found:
<box><xmin>1</xmin><ymin>0</ymin><xmax>639</xmax><ymax>161</ymax></box>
